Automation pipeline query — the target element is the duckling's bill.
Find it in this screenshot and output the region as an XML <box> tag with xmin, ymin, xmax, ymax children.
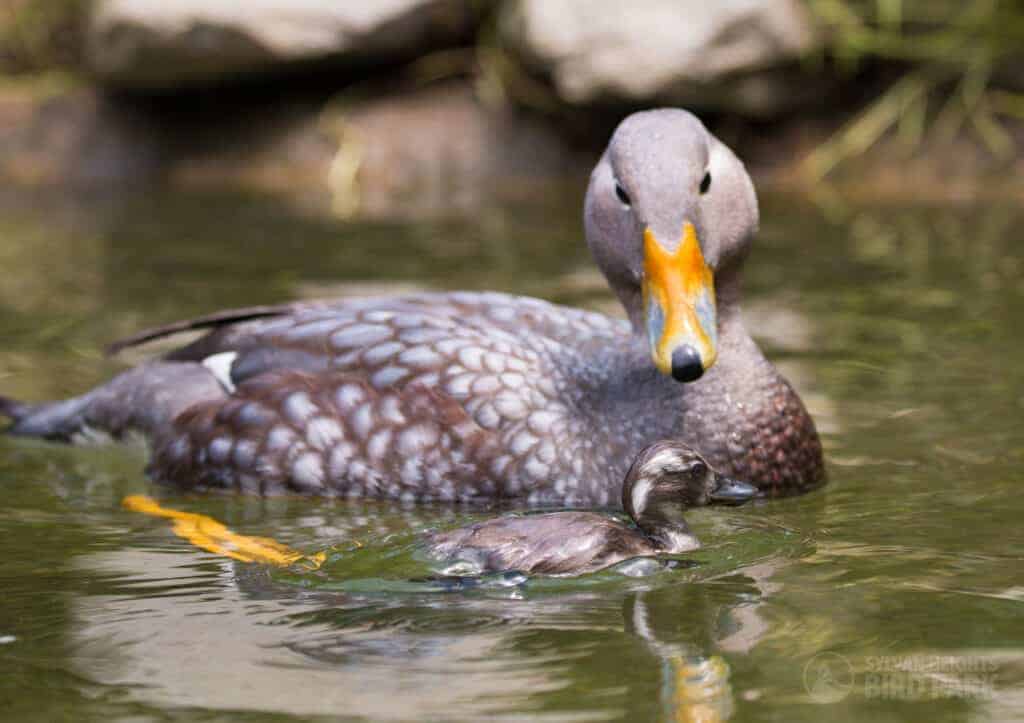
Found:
<box><xmin>642</xmin><ymin>222</ymin><xmax>717</xmax><ymax>382</ymax></box>
<box><xmin>710</xmin><ymin>475</ymin><xmax>757</xmax><ymax>504</ymax></box>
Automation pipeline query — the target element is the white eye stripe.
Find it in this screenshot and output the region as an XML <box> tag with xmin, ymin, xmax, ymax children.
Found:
<box><xmin>631</xmin><ymin>477</ymin><xmax>654</xmax><ymax>516</ymax></box>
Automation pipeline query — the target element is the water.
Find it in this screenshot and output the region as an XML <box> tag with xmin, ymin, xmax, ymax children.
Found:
<box><xmin>1</xmin><ymin>186</ymin><xmax>1023</xmax><ymax>721</ymax></box>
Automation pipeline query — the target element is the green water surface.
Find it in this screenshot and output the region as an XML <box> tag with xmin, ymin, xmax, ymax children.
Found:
<box><xmin>0</xmin><ymin>187</ymin><xmax>1022</xmax><ymax>722</ymax></box>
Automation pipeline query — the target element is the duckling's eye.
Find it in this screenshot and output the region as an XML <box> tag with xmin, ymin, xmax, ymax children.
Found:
<box><xmin>690</xmin><ymin>461</ymin><xmax>708</xmax><ymax>477</ymax></box>
<box><xmin>615</xmin><ymin>182</ymin><xmax>632</xmax><ymax>207</ymax></box>
<box><xmin>699</xmin><ymin>172</ymin><xmax>711</xmax><ymax>195</ymax></box>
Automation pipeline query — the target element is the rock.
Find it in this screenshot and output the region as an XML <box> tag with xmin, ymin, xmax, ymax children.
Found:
<box><xmin>324</xmin><ymin>82</ymin><xmax>580</xmax><ymax>217</ymax></box>
<box><xmin>0</xmin><ymin>86</ymin><xmax>166</xmax><ymax>186</ymax></box>
<box><xmin>87</xmin><ymin>0</ymin><xmax>480</xmax><ymax>89</ymax></box>
<box><xmin>0</xmin><ymin>76</ymin><xmax>580</xmax><ymax>216</ymax></box>
<box><xmin>500</xmin><ymin>0</ymin><xmax>821</xmax><ymax>117</ymax></box>
<box><xmin>172</xmin><ymin>80</ymin><xmax>585</xmax><ymax>217</ymax></box>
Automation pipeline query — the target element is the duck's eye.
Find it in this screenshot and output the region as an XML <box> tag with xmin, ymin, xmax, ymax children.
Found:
<box><xmin>615</xmin><ymin>183</ymin><xmax>632</xmax><ymax>207</ymax></box>
<box><xmin>699</xmin><ymin>172</ymin><xmax>711</xmax><ymax>195</ymax></box>
<box><xmin>689</xmin><ymin>461</ymin><xmax>708</xmax><ymax>477</ymax></box>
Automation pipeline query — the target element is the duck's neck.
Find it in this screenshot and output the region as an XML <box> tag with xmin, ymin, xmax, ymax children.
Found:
<box><xmin>604</xmin><ymin>273</ymin><xmax>824</xmax><ymax>496</ymax></box>
<box><xmin>640</xmin><ymin>521</ymin><xmax>699</xmax><ymax>554</ymax></box>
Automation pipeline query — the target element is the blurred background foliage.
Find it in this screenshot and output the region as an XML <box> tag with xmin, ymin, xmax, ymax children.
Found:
<box><xmin>806</xmin><ymin>0</ymin><xmax>1024</xmax><ymax>176</ymax></box>
<box><xmin>0</xmin><ymin>0</ymin><xmax>1022</xmax><ymax>200</ymax></box>
<box><xmin>0</xmin><ymin>0</ymin><xmax>89</xmax><ymax>74</ymax></box>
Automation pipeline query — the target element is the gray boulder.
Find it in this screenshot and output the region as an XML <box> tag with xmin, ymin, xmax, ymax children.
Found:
<box><xmin>501</xmin><ymin>0</ymin><xmax>821</xmax><ymax>117</ymax></box>
<box><xmin>87</xmin><ymin>0</ymin><xmax>478</xmax><ymax>88</ymax></box>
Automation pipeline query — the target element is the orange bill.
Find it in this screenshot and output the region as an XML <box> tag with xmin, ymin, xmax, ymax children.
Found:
<box><xmin>641</xmin><ymin>222</ymin><xmax>718</xmax><ymax>381</ymax></box>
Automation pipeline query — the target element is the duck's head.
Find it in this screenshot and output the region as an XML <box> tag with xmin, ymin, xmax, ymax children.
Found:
<box><xmin>622</xmin><ymin>440</ymin><xmax>757</xmax><ymax>552</ymax></box>
<box><xmin>584</xmin><ymin>109</ymin><xmax>758</xmax><ymax>383</ymax></box>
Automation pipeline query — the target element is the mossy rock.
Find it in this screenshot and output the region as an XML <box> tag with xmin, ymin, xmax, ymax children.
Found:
<box><xmin>0</xmin><ymin>0</ymin><xmax>91</xmax><ymax>74</ymax></box>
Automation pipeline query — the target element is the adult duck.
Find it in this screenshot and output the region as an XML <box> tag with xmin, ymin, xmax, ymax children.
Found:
<box><xmin>0</xmin><ymin>109</ymin><xmax>824</xmax><ymax>504</ymax></box>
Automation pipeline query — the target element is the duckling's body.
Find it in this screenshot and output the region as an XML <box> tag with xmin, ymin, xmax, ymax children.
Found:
<box><xmin>429</xmin><ymin>511</ymin><xmax>669</xmax><ymax>577</ymax></box>
<box><xmin>427</xmin><ymin>441</ymin><xmax>756</xmax><ymax>576</ymax></box>
<box><xmin>0</xmin><ymin>109</ymin><xmax>824</xmax><ymax>502</ymax></box>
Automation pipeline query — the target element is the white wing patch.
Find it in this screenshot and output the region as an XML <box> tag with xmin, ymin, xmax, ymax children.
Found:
<box><xmin>202</xmin><ymin>352</ymin><xmax>239</xmax><ymax>393</ymax></box>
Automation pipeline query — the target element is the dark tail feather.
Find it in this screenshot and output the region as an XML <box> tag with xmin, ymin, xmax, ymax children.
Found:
<box><xmin>0</xmin><ymin>395</ymin><xmax>30</xmax><ymax>423</ymax></box>
<box><xmin>2</xmin><ymin>362</ymin><xmax>227</xmax><ymax>443</ymax></box>
<box><xmin>106</xmin><ymin>304</ymin><xmax>294</xmax><ymax>356</ymax></box>
<box><xmin>0</xmin><ymin>394</ymin><xmax>90</xmax><ymax>441</ymax></box>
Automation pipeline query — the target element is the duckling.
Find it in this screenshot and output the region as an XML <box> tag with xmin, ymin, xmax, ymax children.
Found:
<box><xmin>426</xmin><ymin>441</ymin><xmax>756</xmax><ymax>577</ymax></box>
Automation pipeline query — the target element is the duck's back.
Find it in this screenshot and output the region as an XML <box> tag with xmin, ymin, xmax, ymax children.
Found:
<box><xmin>428</xmin><ymin>512</ymin><xmax>655</xmax><ymax>575</ymax></box>
<box><xmin>168</xmin><ymin>292</ymin><xmax>626</xmax><ymax>387</ymax></box>
<box><xmin>143</xmin><ymin>292</ymin><xmax>639</xmax><ymax>503</ymax></box>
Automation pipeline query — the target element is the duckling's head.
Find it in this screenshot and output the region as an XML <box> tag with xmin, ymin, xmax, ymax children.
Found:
<box><xmin>584</xmin><ymin>109</ymin><xmax>758</xmax><ymax>383</ymax></box>
<box><xmin>622</xmin><ymin>441</ymin><xmax>757</xmax><ymax>549</ymax></box>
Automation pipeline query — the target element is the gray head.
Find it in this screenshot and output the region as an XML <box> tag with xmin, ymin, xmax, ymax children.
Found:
<box><xmin>621</xmin><ymin>440</ymin><xmax>757</xmax><ymax>551</ymax></box>
<box><xmin>584</xmin><ymin>109</ymin><xmax>759</xmax><ymax>383</ymax></box>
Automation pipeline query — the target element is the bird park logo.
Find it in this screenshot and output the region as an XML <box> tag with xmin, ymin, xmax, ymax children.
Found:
<box><xmin>803</xmin><ymin>652</ymin><xmax>999</xmax><ymax>703</ymax></box>
<box><xmin>803</xmin><ymin>652</ymin><xmax>854</xmax><ymax>703</ymax></box>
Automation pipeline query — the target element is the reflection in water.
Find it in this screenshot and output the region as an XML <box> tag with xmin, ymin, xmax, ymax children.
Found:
<box><xmin>122</xmin><ymin>494</ymin><xmax>328</xmax><ymax>568</ymax></box>
<box><xmin>627</xmin><ymin>591</ymin><xmax>734</xmax><ymax>722</ymax></box>
<box><xmin>101</xmin><ymin>494</ymin><xmax>792</xmax><ymax>720</ymax></box>
<box><xmin>71</xmin><ymin>548</ymin><xmax>550</xmax><ymax>719</ymax></box>
<box><xmin>70</xmin><ymin>535</ymin><xmax>784</xmax><ymax>720</ymax></box>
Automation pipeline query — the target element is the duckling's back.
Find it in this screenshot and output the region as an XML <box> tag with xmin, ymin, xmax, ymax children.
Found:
<box><xmin>427</xmin><ymin>512</ymin><xmax>657</xmax><ymax>576</ymax></box>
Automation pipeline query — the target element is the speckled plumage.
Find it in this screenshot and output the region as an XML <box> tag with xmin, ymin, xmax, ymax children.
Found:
<box><xmin>1</xmin><ymin>109</ymin><xmax>825</xmax><ymax>503</ymax></box>
<box><xmin>148</xmin><ymin>293</ymin><xmax>637</xmax><ymax>504</ymax></box>
<box><xmin>138</xmin><ymin>291</ymin><xmax>821</xmax><ymax>503</ymax></box>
